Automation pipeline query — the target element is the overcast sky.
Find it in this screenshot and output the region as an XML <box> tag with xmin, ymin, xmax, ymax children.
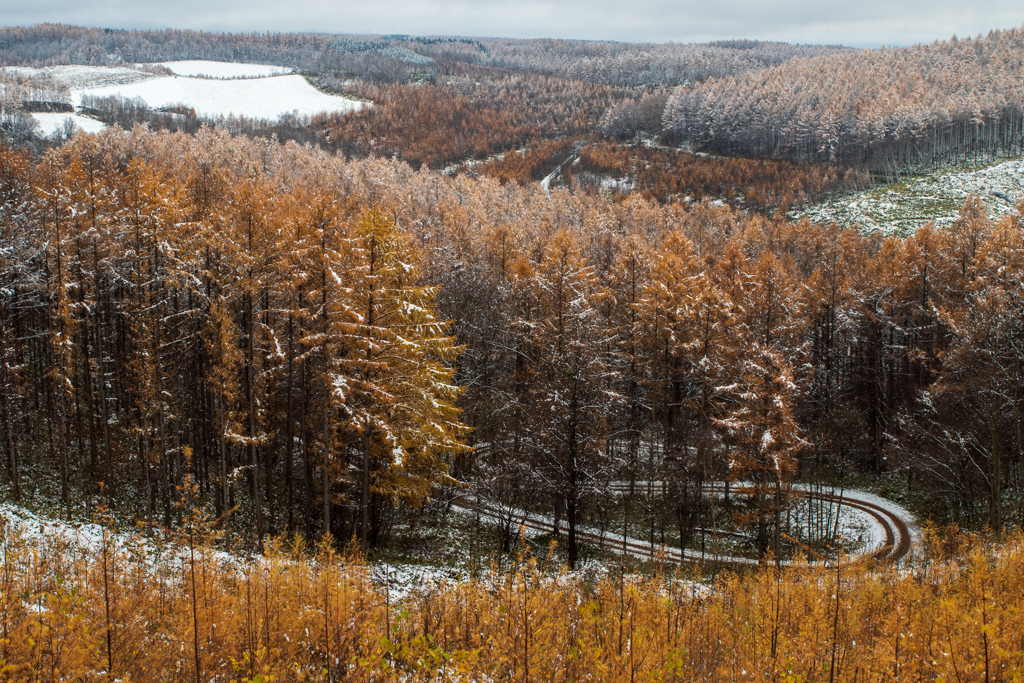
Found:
<box><xmin>5</xmin><ymin>0</ymin><xmax>1024</xmax><ymax>47</ymax></box>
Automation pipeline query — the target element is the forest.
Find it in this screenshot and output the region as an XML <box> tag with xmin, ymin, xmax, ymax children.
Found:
<box><xmin>4</xmin><ymin>26</ymin><xmax>1024</xmax><ymax>195</ymax></box>
<box><xmin>570</xmin><ymin>140</ymin><xmax>866</xmax><ymax>208</ymax></box>
<box><xmin>0</xmin><ymin>24</ymin><xmax>848</xmax><ymax>85</ymax></box>
<box><xmin>664</xmin><ymin>28</ymin><xmax>1024</xmax><ymax>175</ymax></box>
<box><xmin>2</xmin><ymin>126</ymin><xmax>1023</xmax><ymax>569</ymax></box>
<box><xmin>2</xmin><ymin>124</ymin><xmax>1024</xmax><ymax>680</ymax></box>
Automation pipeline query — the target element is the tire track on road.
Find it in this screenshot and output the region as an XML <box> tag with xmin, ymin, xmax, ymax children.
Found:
<box><xmin>453</xmin><ymin>481</ymin><xmax>915</xmax><ymax>566</ymax></box>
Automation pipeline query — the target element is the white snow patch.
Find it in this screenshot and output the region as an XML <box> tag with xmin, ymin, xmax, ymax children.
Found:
<box><xmin>0</xmin><ymin>502</ymin><xmax>106</xmax><ymax>552</ymax></box>
<box><xmin>7</xmin><ymin>63</ymin><xmax>366</xmax><ymax>123</ymax></box>
<box><xmin>370</xmin><ymin>558</ymin><xmax>708</xmax><ymax>604</ymax></box>
<box><xmin>152</xmin><ymin>60</ymin><xmax>292</xmax><ymax>79</ymax></box>
<box><xmin>371</xmin><ymin>562</ymin><xmax>467</xmax><ymax>602</ymax></box>
<box><xmin>0</xmin><ymin>502</ymin><xmax>237</xmax><ymax>569</ymax></box>
<box><xmin>841</xmin><ymin>507</ymin><xmax>889</xmax><ymax>551</ymax></box>
<box><xmin>540</xmin><ymin>151</ymin><xmax>579</xmax><ymax>192</ymax></box>
<box><xmin>31</xmin><ymin>112</ymin><xmax>106</xmax><ymax>137</ymax></box>
<box><xmin>599</xmin><ymin>176</ymin><xmax>635</xmax><ymax>192</ymax></box>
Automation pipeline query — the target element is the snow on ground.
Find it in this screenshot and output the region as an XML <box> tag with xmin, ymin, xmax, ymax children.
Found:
<box><xmin>605</xmin><ymin>481</ymin><xmax>917</xmax><ymax>560</ymax></box>
<box><xmin>371</xmin><ymin>562</ymin><xmax>469</xmax><ymax>602</ymax></box>
<box><xmin>783</xmin><ymin>483</ymin><xmax>920</xmax><ymax>556</ymax></box>
<box><xmin>540</xmin><ymin>151</ymin><xmax>579</xmax><ymax>191</ymax></box>
<box><xmin>787</xmin><ymin>496</ymin><xmax>887</xmax><ymax>555</ymax></box>
<box><xmin>152</xmin><ymin>60</ymin><xmax>292</xmax><ymax>78</ymax></box>
<box><xmin>837</xmin><ymin>488</ymin><xmax>923</xmax><ymax>551</ymax></box>
<box><xmin>786</xmin><ymin>484</ymin><xmax>922</xmax><ymax>559</ymax></box>
<box><xmin>441</xmin><ymin>148</ymin><xmax>513</xmax><ymax>176</ymax></box>
<box><xmin>31</xmin><ymin>112</ymin><xmax>106</xmax><ymax>137</ymax></box>
<box><xmin>0</xmin><ymin>501</ymin><xmax>241</xmax><ymax>572</ymax></box>
<box><xmin>73</xmin><ymin>73</ymin><xmax>364</xmax><ymax>120</ymax></box>
<box><xmin>6</xmin><ymin>64</ymin><xmax>364</xmax><ymax>123</ymax></box>
<box><xmin>795</xmin><ymin>159</ymin><xmax>1024</xmax><ymax>234</ymax></box>
<box><xmin>0</xmin><ymin>501</ymin><xmax>106</xmax><ymax>552</ymax></box>
<box><xmin>598</xmin><ymin>175</ymin><xmax>636</xmax><ymax>193</ymax></box>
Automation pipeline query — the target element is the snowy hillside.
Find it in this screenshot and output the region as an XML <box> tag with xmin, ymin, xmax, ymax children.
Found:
<box><xmin>6</xmin><ymin>61</ymin><xmax>364</xmax><ymax>125</ymax></box>
<box><xmin>31</xmin><ymin>112</ymin><xmax>106</xmax><ymax>137</ymax></box>
<box><xmin>74</xmin><ymin>73</ymin><xmax>363</xmax><ymax>120</ymax></box>
<box><xmin>794</xmin><ymin>159</ymin><xmax>1024</xmax><ymax>234</ymax></box>
<box><xmin>153</xmin><ymin>60</ymin><xmax>293</xmax><ymax>78</ymax></box>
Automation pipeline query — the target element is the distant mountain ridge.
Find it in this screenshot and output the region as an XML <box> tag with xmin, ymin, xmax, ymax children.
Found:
<box><xmin>0</xmin><ymin>24</ymin><xmax>850</xmax><ymax>86</ymax></box>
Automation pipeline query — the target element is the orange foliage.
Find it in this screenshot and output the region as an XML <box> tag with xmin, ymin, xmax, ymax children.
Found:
<box><xmin>575</xmin><ymin>140</ymin><xmax>867</xmax><ymax>209</ymax></box>
<box><xmin>318</xmin><ymin>77</ymin><xmax>619</xmax><ymax>169</ymax></box>
<box><xmin>473</xmin><ymin>137</ymin><xmax>581</xmax><ymax>185</ymax></box>
<box><xmin>1</xmin><ymin>518</ymin><xmax>1023</xmax><ymax>681</ymax></box>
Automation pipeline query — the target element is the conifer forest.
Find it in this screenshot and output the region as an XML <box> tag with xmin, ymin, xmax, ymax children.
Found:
<box><xmin>1</xmin><ymin>21</ymin><xmax>1024</xmax><ymax>682</ymax></box>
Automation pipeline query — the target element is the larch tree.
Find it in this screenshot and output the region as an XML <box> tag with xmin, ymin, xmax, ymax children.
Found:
<box><xmin>520</xmin><ymin>229</ymin><xmax>617</xmax><ymax>568</ymax></box>
<box><xmin>346</xmin><ymin>206</ymin><xmax>469</xmax><ymax>550</ymax></box>
<box><xmin>637</xmin><ymin>231</ymin><xmax>733</xmax><ymax>550</ymax></box>
<box><xmin>0</xmin><ymin>147</ymin><xmax>34</xmax><ymax>501</ymax></box>
<box><xmin>920</xmin><ymin>211</ymin><xmax>1024</xmax><ymax>532</ymax></box>
<box><xmin>38</xmin><ymin>150</ymin><xmax>80</xmax><ymax>518</ymax></box>
<box><xmin>718</xmin><ymin>250</ymin><xmax>805</xmax><ymax>562</ymax></box>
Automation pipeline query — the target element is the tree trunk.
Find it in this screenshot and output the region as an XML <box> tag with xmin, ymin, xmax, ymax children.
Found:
<box><xmin>245</xmin><ymin>292</ymin><xmax>264</xmax><ymax>549</ymax></box>
<box><xmin>567</xmin><ymin>488</ymin><xmax>579</xmax><ymax>570</ymax></box>
<box><xmin>94</xmin><ymin>283</ymin><xmax>113</xmax><ymax>506</ymax></box>
<box><xmin>360</xmin><ymin>420</ymin><xmax>371</xmax><ymax>552</ymax></box>
<box><xmin>323</xmin><ymin>402</ymin><xmax>331</xmax><ymax>539</ymax></box>
<box><xmin>219</xmin><ymin>397</ymin><xmax>228</xmax><ymax>518</ymax></box>
<box><xmin>989</xmin><ymin>409</ymin><xmax>1002</xmax><ymax>533</ymax></box>
<box><xmin>1</xmin><ymin>371</ymin><xmax>18</xmax><ymax>500</ymax></box>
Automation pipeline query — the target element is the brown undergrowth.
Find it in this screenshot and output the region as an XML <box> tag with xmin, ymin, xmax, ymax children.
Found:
<box><xmin>1</xmin><ymin>514</ymin><xmax>1022</xmax><ymax>682</ymax></box>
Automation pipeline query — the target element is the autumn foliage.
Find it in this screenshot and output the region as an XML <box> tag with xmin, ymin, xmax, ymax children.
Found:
<box><xmin>1</xmin><ymin>515</ymin><xmax>1024</xmax><ymax>681</ymax></box>
<box><xmin>0</xmin><ymin>130</ymin><xmax>469</xmax><ymax>551</ymax></box>
<box><xmin>574</xmin><ymin>140</ymin><xmax>867</xmax><ymax>209</ymax></box>
<box><xmin>316</xmin><ymin>77</ymin><xmax>618</xmax><ymax>169</ymax></box>
<box><xmin>3</xmin><ymin>126</ymin><xmax>1024</xmax><ymax>562</ymax></box>
<box><xmin>665</xmin><ymin>28</ymin><xmax>1024</xmax><ymax>173</ymax></box>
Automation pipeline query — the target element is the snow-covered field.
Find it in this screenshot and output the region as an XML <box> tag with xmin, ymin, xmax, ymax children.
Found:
<box><xmin>795</xmin><ymin>159</ymin><xmax>1024</xmax><ymax>234</ymax></box>
<box><xmin>74</xmin><ymin>73</ymin><xmax>363</xmax><ymax>120</ymax></box>
<box><xmin>7</xmin><ymin>62</ymin><xmax>364</xmax><ymax>125</ymax></box>
<box><xmin>152</xmin><ymin>60</ymin><xmax>292</xmax><ymax>78</ymax></box>
<box><xmin>31</xmin><ymin>112</ymin><xmax>106</xmax><ymax>137</ymax></box>
<box><xmin>371</xmin><ymin>562</ymin><xmax>469</xmax><ymax>602</ymax></box>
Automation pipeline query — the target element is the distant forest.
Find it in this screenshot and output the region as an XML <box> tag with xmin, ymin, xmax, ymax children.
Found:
<box><xmin>4</xmin><ymin>24</ymin><xmax>1022</xmax><ymax>196</ymax></box>
<box><xmin>0</xmin><ymin>24</ymin><xmax>870</xmax><ymax>208</ymax></box>
<box><xmin>0</xmin><ymin>24</ymin><xmax>850</xmax><ymax>85</ymax></box>
<box><xmin>664</xmin><ymin>28</ymin><xmax>1024</xmax><ymax>174</ymax></box>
